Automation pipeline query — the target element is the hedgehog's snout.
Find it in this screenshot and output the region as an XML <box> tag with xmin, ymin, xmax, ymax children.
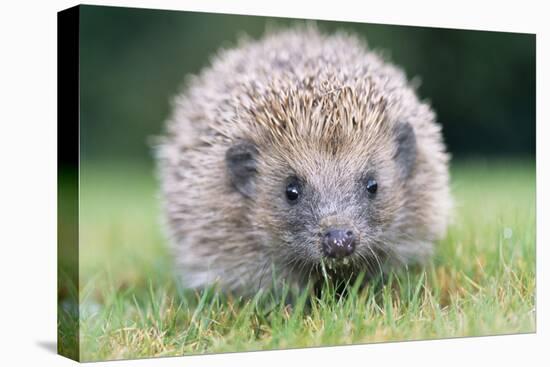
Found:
<box><xmin>321</xmin><ymin>228</ymin><xmax>356</xmax><ymax>259</ymax></box>
<box><xmin>318</xmin><ymin>215</ymin><xmax>359</xmax><ymax>259</ymax></box>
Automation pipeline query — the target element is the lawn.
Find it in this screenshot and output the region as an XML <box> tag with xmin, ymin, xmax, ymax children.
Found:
<box><xmin>62</xmin><ymin>159</ymin><xmax>536</xmax><ymax>361</ymax></box>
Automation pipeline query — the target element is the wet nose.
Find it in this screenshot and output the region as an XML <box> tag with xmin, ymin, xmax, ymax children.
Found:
<box><xmin>322</xmin><ymin>228</ymin><xmax>356</xmax><ymax>258</ymax></box>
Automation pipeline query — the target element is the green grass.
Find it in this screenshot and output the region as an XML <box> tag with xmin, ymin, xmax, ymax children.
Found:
<box><xmin>66</xmin><ymin>159</ymin><xmax>535</xmax><ymax>361</ymax></box>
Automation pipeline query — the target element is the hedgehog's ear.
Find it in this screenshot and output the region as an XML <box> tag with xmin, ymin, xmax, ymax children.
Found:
<box><xmin>226</xmin><ymin>141</ymin><xmax>258</xmax><ymax>198</ymax></box>
<box><xmin>393</xmin><ymin>122</ymin><xmax>417</xmax><ymax>179</ymax></box>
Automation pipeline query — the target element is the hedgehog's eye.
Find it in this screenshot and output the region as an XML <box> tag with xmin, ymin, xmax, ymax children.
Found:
<box><xmin>285</xmin><ymin>179</ymin><xmax>301</xmax><ymax>203</ymax></box>
<box><xmin>366</xmin><ymin>178</ymin><xmax>378</xmax><ymax>195</ymax></box>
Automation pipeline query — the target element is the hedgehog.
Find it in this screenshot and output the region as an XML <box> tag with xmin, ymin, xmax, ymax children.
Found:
<box><xmin>157</xmin><ymin>27</ymin><xmax>452</xmax><ymax>296</ymax></box>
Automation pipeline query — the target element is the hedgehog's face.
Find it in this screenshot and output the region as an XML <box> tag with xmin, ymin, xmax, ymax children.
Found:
<box><xmin>225</xmin><ymin>122</ymin><xmax>417</xmax><ymax>278</ymax></box>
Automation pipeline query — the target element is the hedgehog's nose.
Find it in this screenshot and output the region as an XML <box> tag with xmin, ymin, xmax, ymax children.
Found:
<box><xmin>322</xmin><ymin>228</ymin><xmax>356</xmax><ymax>259</ymax></box>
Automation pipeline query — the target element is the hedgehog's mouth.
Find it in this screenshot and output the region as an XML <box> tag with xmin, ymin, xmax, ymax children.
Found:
<box><xmin>316</xmin><ymin>255</ymin><xmax>364</xmax><ymax>286</ymax></box>
<box><xmin>321</xmin><ymin>255</ymin><xmax>353</xmax><ymax>269</ymax></box>
<box><xmin>316</xmin><ymin>240</ymin><xmax>387</xmax><ymax>281</ymax></box>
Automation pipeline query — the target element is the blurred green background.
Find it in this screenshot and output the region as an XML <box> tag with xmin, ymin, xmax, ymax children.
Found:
<box><xmin>79</xmin><ymin>5</ymin><xmax>536</xmax><ymax>165</ymax></box>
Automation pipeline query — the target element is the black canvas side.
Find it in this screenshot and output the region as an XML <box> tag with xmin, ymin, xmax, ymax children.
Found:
<box><xmin>57</xmin><ymin>5</ymin><xmax>80</xmax><ymax>362</ymax></box>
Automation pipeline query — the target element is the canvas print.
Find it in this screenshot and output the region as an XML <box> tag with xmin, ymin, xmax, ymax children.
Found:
<box><xmin>57</xmin><ymin>5</ymin><xmax>536</xmax><ymax>362</ymax></box>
